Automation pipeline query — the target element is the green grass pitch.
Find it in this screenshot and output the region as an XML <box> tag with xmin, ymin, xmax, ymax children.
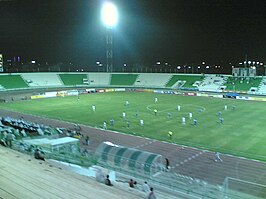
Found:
<box><xmin>1</xmin><ymin>91</ymin><xmax>265</xmax><ymax>162</ymax></box>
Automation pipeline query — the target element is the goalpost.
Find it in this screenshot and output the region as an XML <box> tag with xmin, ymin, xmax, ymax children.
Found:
<box><xmin>223</xmin><ymin>177</ymin><xmax>266</xmax><ymax>199</ymax></box>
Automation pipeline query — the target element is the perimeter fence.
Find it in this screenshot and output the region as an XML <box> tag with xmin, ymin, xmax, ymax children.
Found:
<box><xmin>7</xmin><ymin>139</ymin><xmax>266</xmax><ymax>199</ymax></box>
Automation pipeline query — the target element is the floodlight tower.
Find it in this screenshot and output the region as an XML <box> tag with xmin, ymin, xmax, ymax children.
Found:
<box><xmin>101</xmin><ymin>1</ymin><xmax>118</xmax><ymax>73</ymax></box>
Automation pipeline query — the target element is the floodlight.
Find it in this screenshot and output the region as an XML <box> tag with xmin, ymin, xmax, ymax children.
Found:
<box><xmin>101</xmin><ymin>2</ymin><xmax>118</xmax><ymax>27</ymax></box>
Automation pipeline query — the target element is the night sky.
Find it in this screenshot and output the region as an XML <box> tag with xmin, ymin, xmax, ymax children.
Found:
<box><xmin>1</xmin><ymin>0</ymin><xmax>266</xmax><ymax>68</ymax></box>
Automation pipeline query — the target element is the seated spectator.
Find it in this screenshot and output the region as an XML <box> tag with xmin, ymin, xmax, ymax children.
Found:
<box><xmin>105</xmin><ymin>175</ymin><xmax>113</xmax><ymax>186</ymax></box>
<box><xmin>6</xmin><ymin>131</ymin><xmax>15</xmax><ymax>148</ymax></box>
<box><xmin>129</xmin><ymin>179</ymin><xmax>135</xmax><ymax>188</ymax></box>
<box><xmin>14</xmin><ymin>129</ymin><xmax>20</xmax><ymax>136</ymax></box>
<box><xmin>2</xmin><ymin>131</ymin><xmax>7</xmax><ymax>140</ymax></box>
<box><xmin>0</xmin><ymin>138</ymin><xmax>7</xmax><ymax>147</ymax></box>
<box><xmin>37</xmin><ymin>128</ymin><xmax>44</xmax><ymax>136</ymax></box>
<box><xmin>142</xmin><ymin>181</ymin><xmax>150</xmax><ymax>193</ymax></box>
<box><xmin>20</xmin><ymin>129</ymin><xmax>27</xmax><ymax>137</ymax></box>
<box><xmin>34</xmin><ymin>148</ymin><xmax>45</xmax><ymax>161</ymax></box>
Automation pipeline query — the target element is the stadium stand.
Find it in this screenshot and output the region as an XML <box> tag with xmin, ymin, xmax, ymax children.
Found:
<box><xmin>87</xmin><ymin>73</ymin><xmax>111</xmax><ymax>87</ymax></box>
<box><xmin>165</xmin><ymin>74</ymin><xmax>203</xmax><ymax>89</ymax></box>
<box><xmin>59</xmin><ymin>74</ymin><xmax>88</xmax><ymax>86</ymax></box>
<box><xmin>0</xmin><ymin>146</ymin><xmax>146</xmax><ymax>199</ymax></box>
<box><xmin>134</xmin><ymin>73</ymin><xmax>172</xmax><ymax>88</ymax></box>
<box><xmin>256</xmin><ymin>77</ymin><xmax>266</xmax><ymax>95</ymax></box>
<box><xmin>0</xmin><ymin>74</ymin><xmax>28</xmax><ymax>89</ymax></box>
<box><xmin>224</xmin><ymin>76</ymin><xmax>262</xmax><ymax>92</ymax></box>
<box><xmin>21</xmin><ymin>73</ymin><xmax>63</xmax><ymax>87</ymax></box>
<box><xmin>198</xmin><ymin>75</ymin><xmax>227</xmax><ymax>92</ymax></box>
<box><xmin>110</xmin><ymin>74</ymin><xmax>138</xmax><ymax>86</ymax></box>
<box><xmin>0</xmin><ymin>72</ymin><xmax>265</xmax><ymax>95</ymax></box>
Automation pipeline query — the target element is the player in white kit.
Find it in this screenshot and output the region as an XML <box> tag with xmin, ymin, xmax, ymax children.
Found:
<box><xmin>182</xmin><ymin>117</ymin><xmax>186</xmax><ymax>125</ymax></box>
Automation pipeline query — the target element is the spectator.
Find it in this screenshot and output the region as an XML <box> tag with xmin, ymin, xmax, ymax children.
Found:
<box><xmin>34</xmin><ymin>148</ymin><xmax>45</xmax><ymax>161</ymax></box>
<box><xmin>129</xmin><ymin>179</ymin><xmax>134</xmax><ymax>188</ymax></box>
<box><xmin>6</xmin><ymin>131</ymin><xmax>15</xmax><ymax>148</ymax></box>
<box><xmin>105</xmin><ymin>175</ymin><xmax>113</xmax><ymax>186</ymax></box>
<box><xmin>147</xmin><ymin>187</ymin><xmax>156</xmax><ymax>199</ymax></box>
<box><xmin>2</xmin><ymin>131</ymin><xmax>7</xmax><ymax>140</ymax></box>
<box><xmin>129</xmin><ymin>179</ymin><xmax>137</xmax><ymax>188</ymax></box>
<box><xmin>142</xmin><ymin>181</ymin><xmax>150</xmax><ymax>193</ymax></box>
<box><xmin>0</xmin><ymin>138</ymin><xmax>7</xmax><ymax>147</ymax></box>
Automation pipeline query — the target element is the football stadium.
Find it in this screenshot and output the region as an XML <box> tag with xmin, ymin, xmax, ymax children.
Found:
<box><xmin>0</xmin><ymin>72</ymin><xmax>266</xmax><ymax>198</ymax></box>
<box><xmin>1</xmin><ymin>1</ymin><xmax>266</xmax><ymax>199</ymax></box>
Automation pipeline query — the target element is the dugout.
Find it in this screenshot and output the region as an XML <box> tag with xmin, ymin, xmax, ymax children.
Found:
<box><xmin>23</xmin><ymin>137</ymin><xmax>79</xmax><ymax>154</ymax></box>
<box><xmin>95</xmin><ymin>141</ymin><xmax>163</xmax><ymax>176</ymax></box>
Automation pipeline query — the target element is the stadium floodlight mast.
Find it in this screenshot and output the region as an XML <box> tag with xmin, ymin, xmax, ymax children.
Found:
<box><xmin>101</xmin><ymin>1</ymin><xmax>118</xmax><ymax>73</ymax></box>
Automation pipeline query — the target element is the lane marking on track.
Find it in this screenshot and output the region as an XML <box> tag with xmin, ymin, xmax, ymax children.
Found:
<box><xmin>172</xmin><ymin>150</ymin><xmax>206</xmax><ymax>169</ymax></box>
<box><xmin>134</xmin><ymin>140</ymin><xmax>156</xmax><ymax>149</ymax></box>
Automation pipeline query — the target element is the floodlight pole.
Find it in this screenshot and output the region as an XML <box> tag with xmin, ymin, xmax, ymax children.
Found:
<box><xmin>106</xmin><ymin>27</ymin><xmax>113</xmax><ymax>73</ymax></box>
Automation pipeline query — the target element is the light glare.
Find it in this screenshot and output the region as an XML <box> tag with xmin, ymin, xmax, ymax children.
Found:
<box><xmin>101</xmin><ymin>2</ymin><xmax>118</xmax><ymax>27</ymax></box>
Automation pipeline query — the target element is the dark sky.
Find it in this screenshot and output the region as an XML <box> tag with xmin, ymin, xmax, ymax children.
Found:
<box><xmin>1</xmin><ymin>0</ymin><xmax>266</xmax><ymax>67</ymax></box>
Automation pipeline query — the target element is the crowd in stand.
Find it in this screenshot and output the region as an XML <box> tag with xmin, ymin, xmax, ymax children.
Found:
<box><xmin>0</xmin><ymin>116</ymin><xmax>82</xmax><ymax>145</ymax></box>
<box><xmin>1</xmin><ymin>116</ymin><xmax>51</xmax><ymax>137</ymax></box>
<box><xmin>0</xmin><ymin>131</ymin><xmax>15</xmax><ymax>147</ymax></box>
